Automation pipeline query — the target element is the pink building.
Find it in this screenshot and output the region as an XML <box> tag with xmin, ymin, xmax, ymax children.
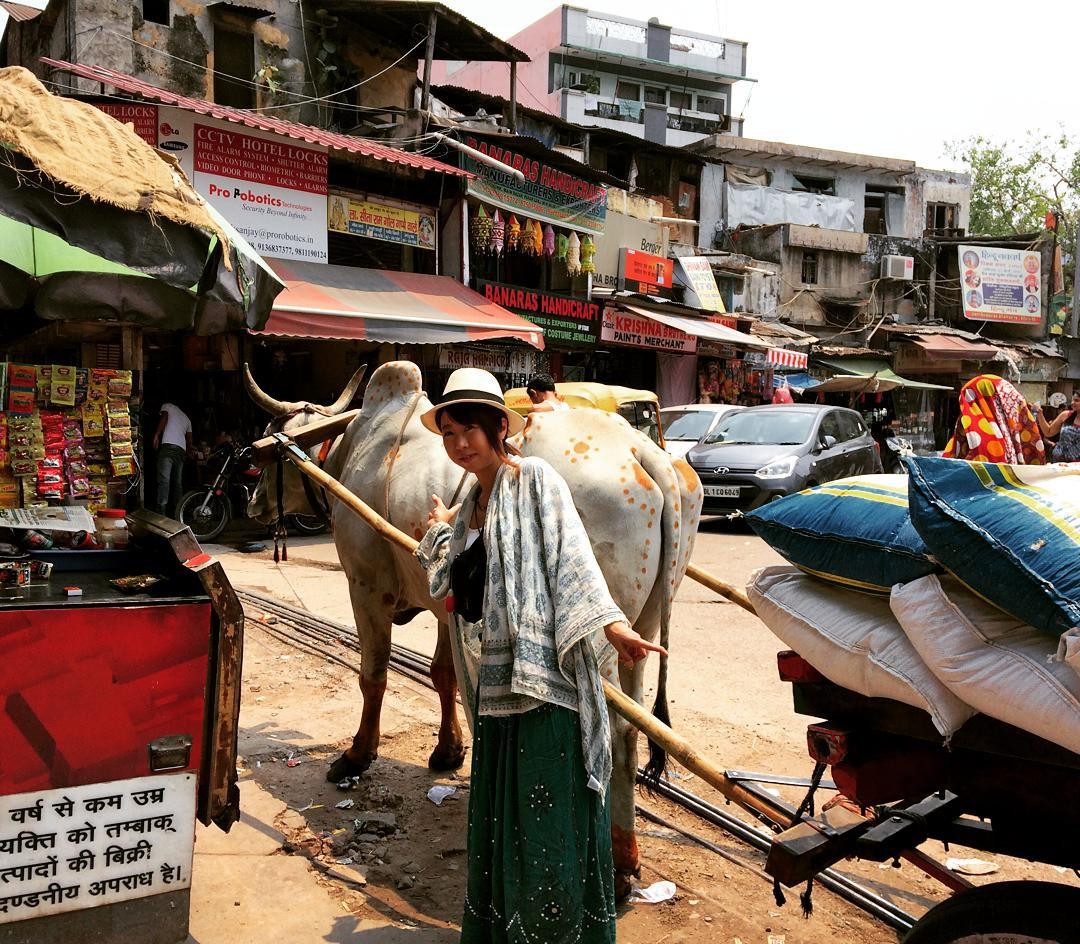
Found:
<box><xmin>431</xmin><ymin>5</ymin><xmax>753</xmax><ymax>148</ymax></box>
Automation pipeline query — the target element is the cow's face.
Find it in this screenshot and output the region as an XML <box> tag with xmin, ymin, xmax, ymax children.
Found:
<box><xmin>244</xmin><ymin>363</ymin><xmax>366</xmax><ymax>524</ymax></box>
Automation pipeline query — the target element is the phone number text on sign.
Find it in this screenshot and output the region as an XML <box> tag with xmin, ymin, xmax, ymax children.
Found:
<box><xmin>0</xmin><ymin>773</ymin><xmax>195</xmax><ymax>924</ymax></box>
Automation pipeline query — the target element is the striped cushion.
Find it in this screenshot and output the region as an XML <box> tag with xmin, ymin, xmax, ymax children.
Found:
<box><xmin>907</xmin><ymin>457</ymin><xmax>1080</xmax><ymax>636</ymax></box>
<box><xmin>745</xmin><ymin>475</ymin><xmax>939</xmax><ymax>594</ymax></box>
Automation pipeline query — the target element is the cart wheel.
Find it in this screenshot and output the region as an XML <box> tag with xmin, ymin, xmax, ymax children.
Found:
<box><xmin>903</xmin><ymin>881</ymin><xmax>1080</xmax><ymax>944</ymax></box>
<box><xmin>177</xmin><ymin>490</ymin><xmax>232</xmax><ymax>543</ymax></box>
<box><xmin>288</xmin><ymin>514</ymin><xmax>326</xmax><ymax>536</ymax></box>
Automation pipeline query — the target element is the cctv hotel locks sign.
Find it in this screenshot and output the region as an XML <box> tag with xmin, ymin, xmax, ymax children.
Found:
<box><xmin>477</xmin><ymin>281</ymin><xmax>600</xmax><ymax>347</ymax></box>
<box><xmin>157</xmin><ymin>108</ymin><xmax>329</xmax><ymax>263</ymax></box>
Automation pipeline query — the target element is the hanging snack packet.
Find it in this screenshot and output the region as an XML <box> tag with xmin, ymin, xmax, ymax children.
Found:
<box><xmin>110</xmin><ymin>458</ymin><xmax>135</xmax><ymax>477</ymax></box>
<box><xmin>7</xmin><ymin>390</ymin><xmax>35</xmax><ymax>415</ymax></box>
<box><xmin>107</xmin><ymin>370</ymin><xmax>133</xmax><ymax>398</ymax></box>
<box><xmin>109</xmin><ymin>441</ymin><xmax>134</xmax><ymax>459</ymax></box>
<box><xmin>9</xmin><ymin>365</ymin><xmax>36</xmax><ymax>390</ymax></box>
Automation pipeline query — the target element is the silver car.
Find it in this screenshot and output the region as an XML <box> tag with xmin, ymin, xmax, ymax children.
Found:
<box><xmin>659</xmin><ymin>404</ymin><xmax>745</xmax><ymax>460</ymax></box>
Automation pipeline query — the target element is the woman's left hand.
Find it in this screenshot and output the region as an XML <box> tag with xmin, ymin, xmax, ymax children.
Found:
<box><xmin>604</xmin><ymin>621</ymin><xmax>667</xmax><ymax>666</ymax></box>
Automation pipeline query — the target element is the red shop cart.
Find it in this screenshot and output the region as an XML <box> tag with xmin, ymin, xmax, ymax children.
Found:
<box><xmin>0</xmin><ymin>510</ymin><xmax>242</xmax><ymax>944</ymax></box>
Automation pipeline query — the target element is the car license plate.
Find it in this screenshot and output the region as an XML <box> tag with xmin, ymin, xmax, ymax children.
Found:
<box><xmin>704</xmin><ymin>485</ymin><xmax>740</xmax><ymax>498</ymax></box>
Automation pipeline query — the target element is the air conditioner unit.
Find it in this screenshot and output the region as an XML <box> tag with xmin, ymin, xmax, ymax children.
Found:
<box><xmin>881</xmin><ymin>254</ymin><xmax>914</xmax><ymax>280</ymax></box>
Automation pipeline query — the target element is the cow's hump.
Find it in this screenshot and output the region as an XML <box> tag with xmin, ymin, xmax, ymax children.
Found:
<box><xmin>362</xmin><ymin>361</ymin><xmax>425</xmax><ymax>418</ymax></box>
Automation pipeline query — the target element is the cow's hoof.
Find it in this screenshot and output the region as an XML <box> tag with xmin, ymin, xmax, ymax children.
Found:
<box><xmin>428</xmin><ymin>743</ymin><xmax>467</xmax><ymax>772</ymax></box>
<box><xmin>614</xmin><ymin>870</ymin><xmax>635</xmax><ymax>904</ymax></box>
<box><xmin>326</xmin><ymin>751</ymin><xmax>376</xmax><ymax>783</ymax></box>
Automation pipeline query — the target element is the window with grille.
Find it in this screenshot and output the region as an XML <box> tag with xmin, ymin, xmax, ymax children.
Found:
<box><xmin>801</xmin><ymin>251</ymin><xmax>819</xmax><ymax>285</ymax></box>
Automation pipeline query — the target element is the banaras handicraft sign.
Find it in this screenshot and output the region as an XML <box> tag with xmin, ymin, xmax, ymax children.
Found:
<box><xmin>0</xmin><ymin>773</ymin><xmax>195</xmax><ymax>924</ymax></box>
<box><xmin>477</xmin><ymin>281</ymin><xmax>600</xmax><ymax>347</ymax></box>
<box><xmin>463</xmin><ymin>138</ymin><xmax>607</xmax><ymax>235</ymax></box>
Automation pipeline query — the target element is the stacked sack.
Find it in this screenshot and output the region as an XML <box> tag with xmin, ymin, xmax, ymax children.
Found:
<box><xmin>744</xmin><ymin>459</ymin><xmax>1080</xmax><ymax>754</ymax></box>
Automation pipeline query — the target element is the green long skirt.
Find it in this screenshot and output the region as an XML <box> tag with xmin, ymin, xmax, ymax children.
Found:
<box><xmin>461</xmin><ymin>703</ymin><xmax>617</xmax><ymax>944</ymax></box>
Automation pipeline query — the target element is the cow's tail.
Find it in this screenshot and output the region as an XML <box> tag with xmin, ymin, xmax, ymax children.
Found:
<box><xmin>636</xmin><ymin>441</ymin><xmax>682</xmax><ymax>789</ymax></box>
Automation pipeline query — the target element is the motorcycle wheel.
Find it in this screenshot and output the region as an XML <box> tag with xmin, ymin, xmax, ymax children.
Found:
<box><xmin>288</xmin><ymin>514</ymin><xmax>327</xmax><ymax>536</ymax></box>
<box><xmin>177</xmin><ymin>490</ymin><xmax>232</xmax><ymax>542</ymax></box>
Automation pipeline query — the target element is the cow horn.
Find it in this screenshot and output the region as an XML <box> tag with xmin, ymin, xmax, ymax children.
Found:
<box><xmin>243</xmin><ymin>362</ymin><xmax>300</xmax><ymax>416</ymax></box>
<box><xmin>321</xmin><ymin>365</ymin><xmax>368</xmax><ymax>415</ymax></box>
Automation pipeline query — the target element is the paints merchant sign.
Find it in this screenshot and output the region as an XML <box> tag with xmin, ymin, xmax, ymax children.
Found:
<box><xmin>477</xmin><ymin>281</ymin><xmax>599</xmax><ymax>347</ymax></box>
<box><xmin>463</xmin><ymin>138</ymin><xmax>607</xmax><ymax>235</ymax></box>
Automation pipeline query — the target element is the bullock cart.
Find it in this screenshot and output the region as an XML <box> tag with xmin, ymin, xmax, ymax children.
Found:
<box><xmin>263</xmin><ymin>428</ymin><xmax>1080</xmax><ymax>943</ymax></box>
<box><xmin>0</xmin><ymin>511</ymin><xmax>243</xmax><ymax>944</ymax></box>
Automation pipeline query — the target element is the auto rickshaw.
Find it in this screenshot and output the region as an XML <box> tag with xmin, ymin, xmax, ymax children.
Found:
<box><xmin>504</xmin><ymin>381</ymin><xmax>665</xmax><ymax>447</ymax></box>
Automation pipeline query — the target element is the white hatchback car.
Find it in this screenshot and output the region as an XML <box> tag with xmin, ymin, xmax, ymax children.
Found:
<box><xmin>659</xmin><ymin>404</ymin><xmax>745</xmax><ymax>459</ymax></box>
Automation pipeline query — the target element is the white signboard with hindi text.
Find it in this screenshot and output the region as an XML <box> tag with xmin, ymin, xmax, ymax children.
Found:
<box><xmin>676</xmin><ymin>256</ymin><xmax>727</xmax><ymax>314</ymax></box>
<box><xmin>0</xmin><ymin>773</ymin><xmax>195</xmax><ymax>924</ymax></box>
<box><xmin>958</xmin><ymin>244</ymin><xmax>1042</xmax><ymax>324</ymax></box>
<box><xmin>157</xmin><ymin>107</ymin><xmax>329</xmax><ymax>264</ymax></box>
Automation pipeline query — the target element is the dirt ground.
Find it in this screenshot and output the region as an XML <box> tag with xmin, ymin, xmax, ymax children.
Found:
<box><xmin>215</xmin><ymin>519</ymin><xmax>1078</xmax><ymax>943</ymax></box>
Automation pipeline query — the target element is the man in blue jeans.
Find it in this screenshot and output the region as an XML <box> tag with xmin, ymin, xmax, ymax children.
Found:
<box><xmin>152</xmin><ymin>402</ymin><xmax>193</xmax><ymax>517</ymax></box>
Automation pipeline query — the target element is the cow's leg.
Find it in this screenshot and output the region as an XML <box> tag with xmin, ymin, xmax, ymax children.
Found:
<box><xmin>610</xmin><ymin>657</ymin><xmax>647</xmax><ymax>901</ymax></box>
<box><xmin>428</xmin><ymin>621</ymin><xmax>466</xmax><ymax>771</ymax></box>
<box><xmin>327</xmin><ymin>579</ymin><xmax>393</xmax><ymax>783</ymax></box>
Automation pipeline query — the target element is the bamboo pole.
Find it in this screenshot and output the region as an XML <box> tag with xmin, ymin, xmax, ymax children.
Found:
<box><xmin>273</xmin><ymin>440</ymin><xmax>787</xmax><ymax>823</ymax></box>
<box><xmin>685</xmin><ymin>562</ymin><xmax>754</xmax><ymax>613</ymax></box>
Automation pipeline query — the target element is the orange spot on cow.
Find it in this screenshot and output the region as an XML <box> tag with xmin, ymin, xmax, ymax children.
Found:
<box><xmin>631</xmin><ymin>461</ymin><xmax>652</xmax><ymax>492</ymax></box>
<box><xmin>574</xmin><ymin>442</ymin><xmax>590</xmax><ymax>454</ymax></box>
<box><xmin>639</xmin><ymin>503</ymin><xmax>647</xmax><ymax>510</ymax></box>
<box><xmin>623</xmin><ymin>488</ymin><xmax>630</xmax><ymax>495</ymax></box>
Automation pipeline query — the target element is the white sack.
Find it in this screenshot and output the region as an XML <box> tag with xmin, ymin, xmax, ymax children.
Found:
<box><xmin>748</xmin><ymin>566</ymin><xmax>975</xmax><ymax>737</ymax></box>
<box><xmin>891</xmin><ymin>575</ymin><xmax>1080</xmax><ymax>756</ymax></box>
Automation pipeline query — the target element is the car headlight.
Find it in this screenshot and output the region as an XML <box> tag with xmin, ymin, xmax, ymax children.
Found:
<box><xmin>756</xmin><ymin>455</ymin><xmax>798</xmax><ymax>479</ymax></box>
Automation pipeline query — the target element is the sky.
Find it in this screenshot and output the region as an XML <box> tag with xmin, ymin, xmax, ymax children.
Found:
<box><xmin>445</xmin><ymin>0</ymin><xmax>1075</xmax><ymax>171</ymax></box>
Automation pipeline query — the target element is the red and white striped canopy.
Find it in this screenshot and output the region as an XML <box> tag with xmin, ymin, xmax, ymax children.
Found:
<box><xmin>767</xmin><ymin>348</ymin><xmax>808</xmax><ymax>370</ymax></box>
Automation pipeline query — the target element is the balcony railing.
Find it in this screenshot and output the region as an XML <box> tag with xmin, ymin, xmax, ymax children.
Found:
<box><xmin>666</xmin><ymin>112</ymin><xmax>729</xmax><ymax>134</ymax></box>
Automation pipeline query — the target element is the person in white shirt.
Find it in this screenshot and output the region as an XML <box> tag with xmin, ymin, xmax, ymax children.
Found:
<box><xmin>152</xmin><ymin>402</ymin><xmax>192</xmax><ymax>516</ymax></box>
<box><xmin>525</xmin><ymin>373</ymin><xmax>569</xmax><ymax>413</ymax></box>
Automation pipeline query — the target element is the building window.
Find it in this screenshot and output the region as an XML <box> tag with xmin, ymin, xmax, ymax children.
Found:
<box><xmin>669</xmin><ymin>90</ymin><xmax>692</xmax><ymax>110</ymax></box>
<box><xmin>696</xmin><ymin>94</ymin><xmax>725</xmax><ymax>115</ymax></box>
<box><xmin>143</xmin><ymin>0</ymin><xmax>169</xmax><ymax>25</ymax></box>
<box><xmin>926</xmin><ymin>202</ymin><xmax>959</xmax><ymax>231</ymax></box>
<box><xmin>213</xmin><ymin>27</ymin><xmax>255</xmax><ymax>109</ymax></box>
<box><xmin>801</xmin><ymin>251</ymin><xmax>818</xmax><ymax>285</ymax></box>
<box><xmin>644</xmin><ymin>86</ymin><xmax>667</xmax><ymax>105</ymax></box>
<box><xmin>615</xmin><ymin>81</ymin><xmax>641</xmax><ymax>101</ymax></box>
<box><xmin>791</xmin><ymin>173</ymin><xmax>836</xmax><ymax>196</ymax></box>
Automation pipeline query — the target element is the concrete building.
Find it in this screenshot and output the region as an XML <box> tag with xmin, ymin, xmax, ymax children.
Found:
<box><xmin>431</xmin><ymin>5</ymin><xmax>752</xmax><ymax>147</ymax></box>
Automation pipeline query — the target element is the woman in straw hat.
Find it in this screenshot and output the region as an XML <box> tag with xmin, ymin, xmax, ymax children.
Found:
<box><xmin>415</xmin><ymin>368</ymin><xmax>662</xmax><ymax>943</ymax></box>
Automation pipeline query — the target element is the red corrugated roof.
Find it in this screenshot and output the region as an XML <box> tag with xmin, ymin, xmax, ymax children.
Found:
<box><xmin>2</xmin><ymin>1</ymin><xmax>46</xmax><ymax>21</ymax></box>
<box><xmin>40</xmin><ymin>57</ymin><xmax>472</xmax><ymax>178</ymax></box>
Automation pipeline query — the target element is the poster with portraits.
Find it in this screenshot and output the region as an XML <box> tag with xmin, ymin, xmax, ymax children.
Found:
<box><xmin>959</xmin><ymin>245</ymin><xmax>1042</xmax><ymax>324</ymax></box>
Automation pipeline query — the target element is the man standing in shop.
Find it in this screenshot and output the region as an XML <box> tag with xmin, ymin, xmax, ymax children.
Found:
<box><xmin>525</xmin><ymin>373</ymin><xmax>569</xmax><ymax>413</ymax></box>
<box><xmin>152</xmin><ymin>400</ymin><xmax>192</xmax><ymax>517</ymax></box>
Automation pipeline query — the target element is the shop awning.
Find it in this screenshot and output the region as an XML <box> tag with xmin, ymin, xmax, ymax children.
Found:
<box><xmin>257</xmin><ymin>260</ymin><xmax>545</xmax><ymax>349</ymax></box>
<box><xmin>911</xmin><ymin>334</ymin><xmax>1003</xmax><ymax>360</ymax></box>
<box><xmin>779</xmin><ymin>372</ymin><xmax>820</xmax><ymax>392</ymax></box>
<box><xmin>813</xmin><ymin>357</ymin><xmax>952</xmax><ymax>392</ymax></box>
<box><xmin>766</xmin><ymin>347</ymin><xmax>808</xmax><ymax>369</ymax></box>
<box><xmin>621</xmin><ymin>305</ymin><xmax>771</xmax><ymax>349</ymax></box>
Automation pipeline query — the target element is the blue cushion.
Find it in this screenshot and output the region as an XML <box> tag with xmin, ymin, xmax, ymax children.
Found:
<box><xmin>746</xmin><ymin>475</ymin><xmax>938</xmax><ymax>594</ymax></box>
<box><xmin>906</xmin><ymin>457</ymin><xmax>1080</xmax><ymax>636</ymax></box>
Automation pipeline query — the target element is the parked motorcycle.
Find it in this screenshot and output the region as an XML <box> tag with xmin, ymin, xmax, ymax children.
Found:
<box><xmin>873</xmin><ymin>423</ymin><xmax>914</xmax><ymax>474</ymax></box>
<box><xmin>176</xmin><ymin>442</ymin><xmax>325</xmax><ymax>542</ymax></box>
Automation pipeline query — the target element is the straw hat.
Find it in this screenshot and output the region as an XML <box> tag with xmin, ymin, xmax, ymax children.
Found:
<box><xmin>421</xmin><ymin>368</ymin><xmax>526</xmax><ymax>436</ymax></box>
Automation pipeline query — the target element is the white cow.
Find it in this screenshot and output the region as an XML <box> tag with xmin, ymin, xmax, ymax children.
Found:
<box><xmin>246</xmin><ymin>360</ymin><xmax>702</xmax><ymax>894</ymax></box>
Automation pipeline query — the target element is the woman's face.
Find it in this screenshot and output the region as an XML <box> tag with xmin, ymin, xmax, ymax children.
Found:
<box><xmin>439</xmin><ymin>412</ymin><xmax>505</xmax><ymax>474</ymax></box>
<box><xmin>1072</xmin><ymin>394</ymin><xmax>1080</xmax><ymax>412</ymax></box>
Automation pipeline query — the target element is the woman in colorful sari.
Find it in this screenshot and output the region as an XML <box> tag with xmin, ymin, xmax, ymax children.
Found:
<box><xmin>1034</xmin><ymin>391</ymin><xmax>1080</xmax><ymax>462</ymax></box>
<box><xmin>944</xmin><ymin>374</ymin><xmax>1045</xmax><ymax>464</ymax></box>
<box><xmin>414</xmin><ymin>367</ymin><xmax>663</xmax><ymax>944</ymax></box>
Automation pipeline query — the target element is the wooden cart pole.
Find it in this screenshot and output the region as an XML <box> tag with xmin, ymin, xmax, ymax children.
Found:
<box><xmin>270</xmin><ymin>435</ymin><xmax>788</xmax><ymax>825</ymax></box>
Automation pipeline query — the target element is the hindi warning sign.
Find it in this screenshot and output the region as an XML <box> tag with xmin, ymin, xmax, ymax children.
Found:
<box><xmin>0</xmin><ymin>773</ymin><xmax>195</xmax><ymax>924</ymax></box>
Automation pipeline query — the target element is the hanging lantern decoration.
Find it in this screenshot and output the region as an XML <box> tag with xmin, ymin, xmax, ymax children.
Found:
<box><xmin>580</xmin><ymin>235</ymin><xmax>597</xmax><ymax>274</ymax></box>
<box><xmin>566</xmin><ymin>231</ymin><xmax>582</xmax><ymax>276</ymax></box>
<box><xmin>490</xmin><ymin>209</ymin><xmax>505</xmax><ymax>256</ymax></box>
<box><xmin>518</xmin><ymin>218</ymin><xmax>536</xmax><ymax>257</ymax></box>
<box><xmin>471</xmin><ymin>204</ymin><xmax>492</xmax><ymax>255</ymax></box>
<box><xmin>506</xmin><ymin>214</ymin><xmax>521</xmax><ymax>251</ymax></box>
<box><xmin>542</xmin><ymin>224</ymin><xmax>556</xmax><ymax>258</ymax></box>
<box><xmin>530</xmin><ymin>219</ymin><xmax>544</xmax><ymax>256</ymax></box>
<box><xmin>554</xmin><ymin>230</ymin><xmax>569</xmax><ymax>261</ymax></box>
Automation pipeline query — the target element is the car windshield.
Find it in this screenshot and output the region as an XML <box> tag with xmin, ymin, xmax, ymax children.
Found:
<box><xmin>662</xmin><ymin>410</ymin><xmax>718</xmax><ymax>441</ymax></box>
<box><xmin>705</xmin><ymin>410</ymin><xmax>816</xmax><ymax>446</ymax></box>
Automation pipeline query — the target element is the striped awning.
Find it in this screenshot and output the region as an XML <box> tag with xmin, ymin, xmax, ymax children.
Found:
<box><xmin>256</xmin><ymin>260</ymin><xmax>545</xmax><ymax>349</ymax></box>
<box><xmin>767</xmin><ymin>347</ymin><xmax>808</xmax><ymax>370</ymax></box>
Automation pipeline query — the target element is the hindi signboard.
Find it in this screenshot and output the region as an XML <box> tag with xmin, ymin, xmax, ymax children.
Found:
<box><xmin>463</xmin><ymin>137</ymin><xmax>607</xmax><ymax>234</ymax></box>
<box><xmin>477</xmin><ymin>281</ymin><xmax>599</xmax><ymax>348</ymax></box>
<box><xmin>0</xmin><ymin>773</ymin><xmax>195</xmax><ymax>924</ymax></box>
<box><xmin>156</xmin><ymin>108</ymin><xmax>329</xmax><ymax>263</ymax></box>
<box><xmin>676</xmin><ymin>255</ymin><xmax>727</xmax><ymax>313</ymax></box>
<box><xmin>601</xmin><ymin>307</ymin><xmax>695</xmax><ymax>354</ymax></box>
<box><xmin>328</xmin><ymin>192</ymin><xmax>436</xmax><ymax>250</ymax></box>
<box><xmin>959</xmin><ymin>245</ymin><xmax>1042</xmax><ymax>324</ymax></box>
<box><xmin>618</xmin><ymin>248</ymin><xmax>674</xmax><ymax>298</ymax></box>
